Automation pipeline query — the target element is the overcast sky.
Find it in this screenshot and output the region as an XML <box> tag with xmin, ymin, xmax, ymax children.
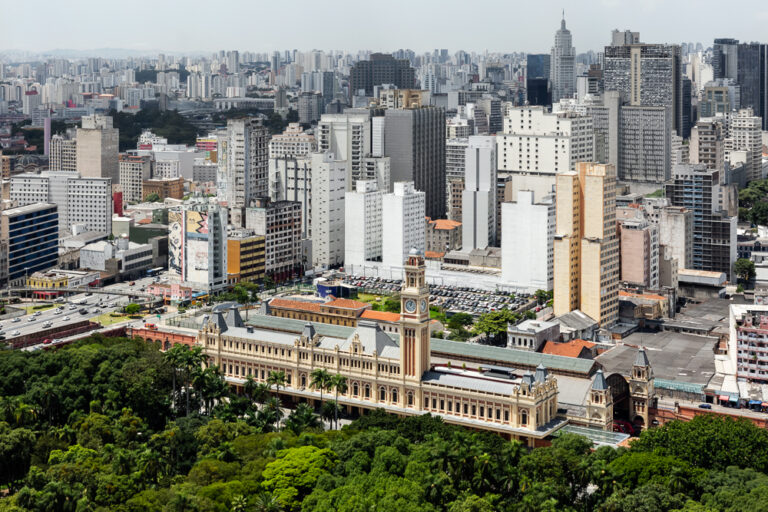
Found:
<box><xmin>3</xmin><ymin>0</ymin><xmax>768</xmax><ymax>55</ymax></box>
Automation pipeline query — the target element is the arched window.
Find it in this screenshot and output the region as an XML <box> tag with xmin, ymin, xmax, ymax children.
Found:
<box><xmin>407</xmin><ymin>392</ymin><xmax>414</xmax><ymax>406</ymax></box>
<box><xmin>379</xmin><ymin>387</ymin><xmax>386</xmax><ymax>401</ymax></box>
<box><xmin>364</xmin><ymin>384</ymin><xmax>370</xmax><ymax>399</ymax></box>
<box><xmin>391</xmin><ymin>388</ymin><xmax>398</xmax><ymax>403</ymax></box>
<box><xmin>353</xmin><ymin>383</ymin><xmax>359</xmax><ymax>396</ymax></box>
<box><xmin>521</xmin><ymin>410</ymin><xmax>528</xmax><ymax>425</ymax></box>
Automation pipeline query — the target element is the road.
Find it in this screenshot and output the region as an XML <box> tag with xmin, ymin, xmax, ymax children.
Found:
<box><xmin>2</xmin><ymin>276</ymin><xmax>159</xmax><ymax>348</ymax></box>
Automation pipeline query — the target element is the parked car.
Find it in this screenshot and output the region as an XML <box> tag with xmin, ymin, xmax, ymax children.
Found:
<box><xmin>698</xmin><ymin>403</ymin><xmax>712</xmax><ymax>410</ymax></box>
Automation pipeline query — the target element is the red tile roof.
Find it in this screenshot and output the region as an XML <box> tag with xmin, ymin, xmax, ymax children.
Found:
<box><xmin>360</xmin><ymin>310</ymin><xmax>401</xmax><ymax>322</ymax></box>
<box><xmin>429</xmin><ymin>218</ymin><xmax>462</xmax><ymax>230</ymax></box>
<box><xmin>425</xmin><ymin>251</ymin><xmax>445</xmax><ymax>259</ymax></box>
<box><xmin>325</xmin><ymin>298</ymin><xmax>371</xmax><ymax>310</ymax></box>
<box><xmin>269</xmin><ymin>298</ymin><xmax>322</xmax><ymax>312</ymax></box>
<box><xmin>540</xmin><ymin>339</ymin><xmax>596</xmax><ymax>358</ymax></box>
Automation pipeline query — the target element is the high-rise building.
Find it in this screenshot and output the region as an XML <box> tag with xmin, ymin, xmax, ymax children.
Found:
<box><xmin>725</xmin><ymin>108</ymin><xmax>762</xmax><ymax>181</ymax></box>
<box><xmin>168</xmin><ymin>203</ymin><xmax>228</xmax><ymax>293</ymax></box>
<box><xmin>219</xmin><ymin>118</ymin><xmax>269</xmax><ymax>227</ymax></box>
<box><xmin>553</xmin><ymin>163</ymin><xmax>619</xmax><ymax>326</ymax></box>
<box><xmin>119</xmin><ymin>154</ymin><xmax>152</xmax><ymax>203</ymax></box>
<box><xmin>659</xmin><ymin>206</ymin><xmax>693</xmax><ymax>270</ymax></box>
<box><xmin>604</xmin><ymin>42</ymin><xmax>683</xmax><ymax>137</ymax></box>
<box><xmin>689</xmin><ymin>118</ymin><xmax>725</xmax><ymax>172</ymax></box>
<box><xmin>382</xmin><ymin>182</ymin><xmax>426</xmax><ymax>269</ymax></box>
<box><xmin>76</xmin><ymin>115</ymin><xmax>119</xmax><ymax>184</ymax></box>
<box><xmin>700</xmin><ymin>79</ymin><xmax>740</xmax><ymax>118</ymax></box>
<box><xmin>1</xmin><ymin>203</ymin><xmax>58</xmax><ymax>285</ymax></box>
<box><xmin>49</xmin><ymin>134</ymin><xmax>77</xmax><ymax>172</ymax></box>
<box><xmin>383</xmin><ymin>106</ymin><xmax>446</xmax><ymax>219</ymax></box>
<box><xmin>550</xmin><ymin>17</ymin><xmax>575</xmax><ymax>102</ymax></box>
<box><xmin>736</xmin><ymin>43</ymin><xmax>768</xmax><ymax>128</ymax></box>
<box><xmin>310</xmin><ymin>152</ymin><xmax>346</xmax><ymax>269</ymax></box>
<box><xmin>268</xmin><ymin>156</ymin><xmax>312</xmax><ymax>238</ymax></box>
<box><xmin>618</xmin><ymin>105</ymin><xmax>671</xmax><ymax>183</ymax></box>
<box><xmin>461</xmin><ymin>136</ymin><xmax>497</xmax><ymax>250</ymax></box>
<box><xmin>245</xmin><ymin>198</ymin><xmax>303</xmax><ymax>282</ymax></box>
<box><xmin>10</xmin><ymin>172</ymin><xmax>112</xmax><ymax>234</ymax></box>
<box><xmin>298</xmin><ymin>92</ymin><xmax>324</xmax><ymax>124</ymax></box>
<box><xmin>445</xmin><ymin>138</ymin><xmax>469</xmax><ymax>182</ymax></box>
<box><xmin>22</xmin><ymin>90</ymin><xmax>40</xmax><ymax>116</ymax></box>
<box><xmin>349</xmin><ymin>53</ymin><xmax>416</xmax><ymax>96</ymax></box>
<box><xmin>616</xmin><ymin>212</ymin><xmax>659</xmax><ymax>289</ymax></box>
<box><xmin>713</xmin><ymin>38</ymin><xmax>739</xmax><ymax>80</ymax></box>
<box><xmin>317</xmin><ymin>110</ymin><xmax>373</xmax><ymax>187</ymax></box>
<box><xmin>268</xmin><ymin>123</ymin><xmax>317</xmax><ymax>159</ymax></box>
<box><xmin>501</xmin><ymin>191</ymin><xmax>555</xmax><ymax>291</ymax></box>
<box><xmin>227</xmin><ymin>229</ymin><xmax>265</xmax><ymax>284</ymax></box>
<box><xmin>664</xmin><ymin>164</ymin><xmax>737</xmax><ymax>279</ymax></box>
<box><xmin>344</xmin><ymin>180</ymin><xmax>383</xmax><ymax>269</ymax></box>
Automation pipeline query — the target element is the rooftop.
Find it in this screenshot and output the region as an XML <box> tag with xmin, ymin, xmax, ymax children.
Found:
<box><xmin>360</xmin><ymin>310</ymin><xmax>401</xmax><ymax>322</ymax></box>
<box><xmin>541</xmin><ymin>339</ymin><xmax>595</xmax><ymax>358</ymax></box>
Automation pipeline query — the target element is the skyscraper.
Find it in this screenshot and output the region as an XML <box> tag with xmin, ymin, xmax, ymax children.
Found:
<box><xmin>461</xmin><ymin>136</ymin><xmax>497</xmax><ymax>250</ymax></box>
<box><xmin>349</xmin><ymin>54</ymin><xmax>416</xmax><ymax>97</ymax></box>
<box><xmin>382</xmin><ymin>182</ymin><xmax>426</xmax><ymax>269</ymax></box>
<box><xmin>344</xmin><ymin>180</ymin><xmax>383</xmax><ymax>269</ymax></box>
<box><xmin>553</xmin><ymin>163</ymin><xmax>619</xmax><ymax>326</ymax></box>
<box><xmin>550</xmin><ymin>16</ymin><xmax>575</xmax><ymax>103</ymax></box>
<box><xmin>76</xmin><ymin>115</ymin><xmax>119</xmax><ymax>184</ymax></box>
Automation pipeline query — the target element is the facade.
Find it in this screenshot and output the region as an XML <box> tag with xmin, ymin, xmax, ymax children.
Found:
<box><xmin>507</xmin><ymin>319</ymin><xmax>560</xmax><ymax>351</ymax></box>
<box><xmin>268</xmin><ymin>156</ymin><xmax>312</xmax><ymax>238</ymax></box>
<box><xmin>142</xmin><ymin>177</ymin><xmax>184</xmax><ymax>201</ymax></box>
<box><xmin>690</xmin><ymin>119</ymin><xmax>725</xmax><ymax>172</ymax></box>
<box><xmin>198</xmin><ymin>254</ymin><xmax>563</xmax><ymax>443</ymax></box>
<box><xmin>382</xmin><ymin>182</ymin><xmax>426</xmax><ymax>269</ymax></box>
<box><xmin>219</xmin><ymin>118</ymin><xmax>269</xmax><ymax>227</ymax></box>
<box><xmin>227</xmin><ymin>229</ymin><xmax>265</xmax><ymax>284</ymax></box>
<box><xmin>447</xmin><ymin>178</ymin><xmax>464</xmax><ymax>222</ymax></box>
<box><xmin>27</xmin><ymin>269</ymin><xmax>100</xmax><ymax>290</ymax></box>
<box><xmin>349</xmin><ymin>53</ymin><xmax>416</xmax><ymax>96</ymax></box>
<box><xmin>378</xmin><ymin>89</ymin><xmax>430</xmax><ymax>110</ymax></box>
<box><xmin>461</xmin><ymin>136</ymin><xmax>497</xmax><ymax>250</ymax></box>
<box><xmin>268</xmin><ymin>123</ymin><xmax>317</xmax><ymax>159</ymax></box>
<box><xmin>49</xmin><ymin>135</ymin><xmax>77</xmax><ymax>172</ymax></box>
<box><xmin>76</xmin><ymin>115</ymin><xmax>119</xmax><ymax>184</ymax></box>
<box><xmin>245</xmin><ymin>198</ymin><xmax>303</xmax><ymax>282</ymax></box>
<box><xmin>1</xmin><ymin>203</ymin><xmax>58</xmax><ymax>285</ymax></box>
<box><xmin>310</xmin><ymin>152</ymin><xmax>346</xmax><ymax>268</ymax></box>
<box><xmin>445</xmin><ymin>138</ymin><xmax>469</xmax><ymax>182</ymax></box>
<box><xmin>425</xmin><ymin>218</ymin><xmax>462</xmax><ymax>254</ymax></box>
<box><xmin>119</xmin><ymin>154</ymin><xmax>152</xmax><ymax>203</ymax></box>
<box><xmin>725</xmin><ymin>108</ymin><xmax>763</xmax><ymax>181</ymax></box>
<box><xmin>10</xmin><ymin>172</ymin><xmax>112</xmax><ymax>234</ymax></box>
<box><xmin>298</xmin><ymin>92</ymin><xmax>324</xmax><ymax>125</ymax></box>
<box><xmin>550</xmin><ymin>17</ymin><xmax>575</xmax><ymax>103</ymax></box>
<box><xmin>168</xmin><ymin>203</ymin><xmax>228</xmax><ymax>293</ymax></box>
<box><xmin>501</xmin><ymin>191</ymin><xmax>555</xmax><ymax>291</ymax></box>
<box><xmin>554</xmin><ymin>163</ymin><xmax>619</xmax><ymax>327</ymax></box>
<box><xmin>617</xmin><ymin>214</ymin><xmax>659</xmax><ymax>289</ymax></box>
<box><xmin>317</xmin><ymin>111</ymin><xmax>373</xmax><ymax>188</ymax></box>
<box><xmin>700</xmin><ymin>79</ymin><xmax>740</xmax><ymax>118</ymax></box>
<box><xmin>344</xmin><ymin>180</ymin><xmax>383</xmax><ymax>268</ymax></box>
<box><xmin>80</xmin><ymin>237</ymin><xmax>153</xmax><ymax>279</ymax></box>
<box><xmin>618</xmin><ymin>106</ymin><xmax>671</xmax><ymax>183</ymax></box>
<box><xmin>664</xmin><ymin>164</ymin><xmax>737</xmax><ymax>279</ymax></box>
<box><xmin>383</xmin><ymin>106</ymin><xmax>446</xmax><ymax>219</ymax></box>
<box><xmin>730</xmin><ymin>305</ymin><xmax>768</xmax><ymax>383</ymax></box>
<box><xmin>659</xmin><ymin>206</ymin><xmax>693</xmax><ymax>270</ymax></box>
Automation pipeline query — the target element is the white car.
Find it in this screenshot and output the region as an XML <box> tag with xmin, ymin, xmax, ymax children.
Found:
<box><xmin>27</xmin><ymin>317</ymin><xmax>35</xmax><ymax>322</ymax></box>
<box><xmin>12</xmin><ymin>317</ymin><xmax>20</xmax><ymax>323</ymax></box>
<box><xmin>11</xmin><ymin>331</ymin><xmax>19</xmax><ymax>336</ymax></box>
<box><xmin>33</xmin><ymin>311</ymin><xmax>41</xmax><ymax>317</ymax></box>
<box><xmin>63</xmin><ymin>316</ymin><xmax>70</xmax><ymax>321</ymax></box>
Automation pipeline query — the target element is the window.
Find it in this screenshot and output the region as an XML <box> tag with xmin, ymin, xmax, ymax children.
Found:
<box><xmin>364</xmin><ymin>385</ymin><xmax>370</xmax><ymax>399</ymax></box>
<box><xmin>521</xmin><ymin>411</ymin><xmax>528</xmax><ymax>425</ymax></box>
<box><xmin>379</xmin><ymin>387</ymin><xmax>386</xmax><ymax>401</ymax></box>
<box><xmin>432</xmin><ymin>398</ymin><xmax>437</xmax><ymax>409</ymax></box>
<box><xmin>407</xmin><ymin>392</ymin><xmax>414</xmax><ymax>406</ymax></box>
<box><xmin>392</xmin><ymin>389</ymin><xmax>398</xmax><ymax>403</ymax></box>
<box><xmin>353</xmin><ymin>383</ymin><xmax>359</xmax><ymax>396</ymax></box>
<box><xmin>472</xmin><ymin>405</ymin><xmax>477</xmax><ymax>416</ymax></box>
<box><xmin>440</xmin><ymin>399</ymin><xmax>445</xmax><ymax>410</ymax></box>
<box><xmin>463</xmin><ymin>403</ymin><xmax>468</xmax><ymax>414</ymax></box>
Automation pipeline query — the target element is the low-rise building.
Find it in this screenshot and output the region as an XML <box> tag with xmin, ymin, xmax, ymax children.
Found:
<box><xmin>425</xmin><ymin>217</ymin><xmax>462</xmax><ymax>253</ymax></box>
<box><xmin>267</xmin><ymin>296</ymin><xmax>371</xmax><ymax>327</ymax></box>
<box><xmin>227</xmin><ymin>229</ymin><xmax>265</xmax><ymax>284</ymax></box>
<box><xmin>143</xmin><ymin>177</ymin><xmax>184</xmax><ymax>201</ymax></box>
<box><xmin>507</xmin><ymin>319</ymin><xmax>560</xmax><ymax>351</ymax></box>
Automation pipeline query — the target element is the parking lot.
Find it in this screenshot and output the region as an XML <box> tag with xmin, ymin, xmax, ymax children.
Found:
<box><xmin>341</xmin><ymin>276</ymin><xmax>536</xmax><ymax>315</ymax></box>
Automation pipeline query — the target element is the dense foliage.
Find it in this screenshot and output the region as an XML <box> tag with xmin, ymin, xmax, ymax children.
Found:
<box><xmin>1</xmin><ymin>336</ymin><xmax>768</xmax><ymax>511</ymax></box>
<box><xmin>739</xmin><ymin>178</ymin><xmax>768</xmax><ymax>226</ymax></box>
<box><xmin>110</xmin><ymin>106</ymin><xmax>199</xmax><ymax>151</ymax></box>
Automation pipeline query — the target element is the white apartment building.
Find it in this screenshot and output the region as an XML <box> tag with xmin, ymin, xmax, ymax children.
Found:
<box><xmin>49</xmin><ymin>135</ymin><xmax>77</xmax><ymax>172</ymax></box>
<box><xmin>310</xmin><ymin>153</ymin><xmax>347</xmax><ymax>269</ymax></box>
<box><xmin>725</xmin><ymin>108</ymin><xmax>763</xmax><ymax>181</ymax></box>
<box><xmin>361</xmin><ymin>156</ymin><xmax>391</xmax><ymax>193</ymax></box>
<box><xmin>76</xmin><ymin>115</ymin><xmax>119</xmax><ymax>184</ymax></box>
<box><xmin>268</xmin><ymin>123</ymin><xmax>318</xmax><ymax>159</ymax></box>
<box><xmin>382</xmin><ymin>182</ymin><xmax>426</xmax><ymax>269</ymax></box>
<box><xmin>462</xmin><ymin>136</ymin><xmax>497</xmax><ymax>250</ymax></box>
<box><xmin>501</xmin><ymin>191</ymin><xmax>555</xmax><ymax>291</ymax></box>
<box><xmin>119</xmin><ymin>155</ymin><xmax>151</xmax><ymax>203</ymax></box>
<box><xmin>317</xmin><ymin>111</ymin><xmax>373</xmax><ymax>189</ymax></box>
<box><xmin>268</xmin><ymin>156</ymin><xmax>312</xmax><ymax>238</ymax></box>
<box><xmin>10</xmin><ymin>172</ymin><xmax>112</xmax><ymax>234</ymax></box>
<box><xmin>344</xmin><ymin>180</ymin><xmax>383</xmax><ymax>268</ymax></box>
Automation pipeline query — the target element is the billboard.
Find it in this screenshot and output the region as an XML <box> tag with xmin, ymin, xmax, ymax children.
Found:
<box><xmin>186</xmin><ymin>239</ymin><xmax>209</xmax><ymax>285</ymax></box>
<box><xmin>168</xmin><ymin>211</ymin><xmax>184</xmax><ymax>279</ymax></box>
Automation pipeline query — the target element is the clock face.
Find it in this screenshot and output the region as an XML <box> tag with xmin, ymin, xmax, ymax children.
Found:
<box><xmin>420</xmin><ymin>299</ymin><xmax>427</xmax><ymax>312</ymax></box>
<box><xmin>404</xmin><ymin>299</ymin><xmax>417</xmax><ymax>313</ymax></box>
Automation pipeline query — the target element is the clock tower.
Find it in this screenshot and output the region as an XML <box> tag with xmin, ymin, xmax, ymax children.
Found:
<box><xmin>400</xmin><ymin>249</ymin><xmax>431</xmax><ymax>381</ymax></box>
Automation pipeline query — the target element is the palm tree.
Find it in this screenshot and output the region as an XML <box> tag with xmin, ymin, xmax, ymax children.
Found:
<box><xmin>252</xmin><ymin>492</ymin><xmax>282</xmax><ymax>512</ymax></box>
<box><xmin>263</xmin><ymin>396</ymin><xmax>284</xmax><ymax>430</ymax></box>
<box><xmin>320</xmin><ymin>400</ymin><xmax>339</xmax><ymax>429</ymax></box>
<box><xmin>267</xmin><ymin>370</ymin><xmax>286</xmax><ymax>395</ymax></box>
<box><xmin>231</xmin><ymin>495</ymin><xmax>248</xmax><ymax>512</ymax></box>
<box><xmin>309</xmin><ymin>368</ymin><xmax>332</xmax><ymax>409</ymax></box>
<box><xmin>329</xmin><ymin>374</ymin><xmax>348</xmax><ymax>429</ymax></box>
<box><xmin>284</xmin><ymin>403</ymin><xmax>321</xmax><ymax>434</ymax></box>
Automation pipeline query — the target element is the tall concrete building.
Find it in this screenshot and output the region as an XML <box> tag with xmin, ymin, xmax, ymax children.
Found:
<box><xmin>49</xmin><ymin>134</ymin><xmax>77</xmax><ymax>172</ymax></box>
<box><xmin>383</xmin><ymin>107</ymin><xmax>446</xmax><ymax>219</ymax></box>
<box><xmin>618</xmin><ymin>106</ymin><xmax>671</xmax><ymax>183</ymax></box>
<box><xmin>76</xmin><ymin>115</ymin><xmax>119</xmax><ymax>184</ymax></box>
<box><xmin>119</xmin><ymin>154</ymin><xmax>152</xmax><ymax>203</ymax></box>
<box><xmin>725</xmin><ymin>108</ymin><xmax>762</xmax><ymax>181</ymax></box>
<box><xmin>550</xmin><ymin>17</ymin><xmax>575</xmax><ymax>102</ymax></box>
<box><xmin>659</xmin><ymin>206</ymin><xmax>693</xmax><ymax>270</ymax></box>
<box><xmin>168</xmin><ymin>203</ymin><xmax>228</xmax><ymax>293</ymax></box>
<box><xmin>349</xmin><ymin>53</ymin><xmax>415</xmax><ymax>96</ymax></box>
<box><xmin>700</xmin><ymin>79</ymin><xmax>740</xmax><ymax>118</ymax></box>
<box><xmin>1</xmin><ymin>203</ymin><xmax>58</xmax><ymax>285</ymax></box>
<box><xmin>344</xmin><ymin>180</ymin><xmax>383</xmax><ymax>269</ymax></box>
<box><xmin>553</xmin><ymin>163</ymin><xmax>619</xmax><ymax>327</ymax></box>
<box><xmin>219</xmin><ymin>118</ymin><xmax>269</xmax><ymax>227</ymax></box>
<box><xmin>268</xmin><ymin>156</ymin><xmax>312</xmax><ymax>238</ymax></box>
<box><xmin>245</xmin><ymin>198</ymin><xmax>303</xmax><ymax>282</ymax></box>
<box><xmin>500</xmin><ymin>191</ymin><xmax>555</xmax><ymax>291</ymax></box>
<box><xmin>616</xmin><ymin>213</ymin><xmax>659</xmax><ymax>289</ymax></box>
<box><xmin>461</xmin><ymin>136</ymin><xmax>497</xmax><ymax>250</ymax></box>
<box><xmin>690</xmin><ymin>118</ymin><xmax>725</xmax><ymax>172</ymax></box>
<box><xmin>268</xmin><ymin>123</ymin><xmax>317</xmax><ymax>159</ymax></box>
<box><xmin>310</xmin><ymin>152</ymin><xmax>346</xmax><ymax>269</ymax></box>
<box><xmin>664</xmin><ymin>164</ymin><xmax>737</xmax><ymax>279</ymax></box>
<box><xmin>382</xmin><ymin>182</ymin><xmax>426</xmax><ymax>269</ymax></box>
<box><xmin>317</xmin><ymin>111</ymin><xmax>372</xmax><ymax>188</ymax></box>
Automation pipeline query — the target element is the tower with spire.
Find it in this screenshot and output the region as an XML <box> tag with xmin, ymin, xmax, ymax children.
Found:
<box><xmin>550</xmin><ymin>12</ymin><xmax>575</xmax><ymax>102</ymax></box>
<box><xmin>629</xmin><ymin>347</ymin><xmax>655</xmax><ymax>430</ymax></box>
<box><xmin>586</xmin><ymin>369</ymin><xmax>614</xmax><ymax>430</ymax></box>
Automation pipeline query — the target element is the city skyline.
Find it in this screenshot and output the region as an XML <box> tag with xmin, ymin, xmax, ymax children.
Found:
<box><xmin>4</xmin><ymin>0</ymin><xmax>768</xmax><ymax>56</ymax></box>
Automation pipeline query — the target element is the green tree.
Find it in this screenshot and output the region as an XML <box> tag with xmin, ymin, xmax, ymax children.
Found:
<box><xmin>267</xmin><ymin>370</ymin><xmax>287</xmax><ymax>395</ymax></box>
<box><xmin>261</xmin><ymin>445</ymin><xmax>337</xmax><ymax>510</ymax></box>
<box><xmin>471</xmin><ymin>310</ymin><xmax>519</xmax><ymax>344</ymax></box>
<box><xmin>749</xmin><ymin>201</ymin><xmax>768</xmax><ymax>226</ymax></box>
<box><xmin>144</xmin><ymin>193</ymin><xmax>161</xmax><ymax>203</ymax></box>
<box><xmin>447</xmin><ymin>313</ymin><xmax>473</xmax><ymax>330</ymax></box>
<box><xmin>0</xmin><ymin>424</ymin><xmax>35</xmax><ymax>490</ymax></box>
<box><xmin>329</xmin><ymin>374</ymin><xmax>348</xmax><ymax>429</ymax></box>
<box><xmin>124</xmin><ymin>303</ymin><xmax>141</xmax><ymax>315</ymax></box>
<box><xmin>283</xmin><ymin>403</ymin><xmax>321</xmax><ymax>435</ymax></box>
<box><xmin>735</xmin><ymin>258</ymin><xmax>757</xmax><ymax>282</ymax></box>
<box><xmin>309</xmin><ymin>369</ymin><xmax>332</xmax><ymax>409</ymax></box>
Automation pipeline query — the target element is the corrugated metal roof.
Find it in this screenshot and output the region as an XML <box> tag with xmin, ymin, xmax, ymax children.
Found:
<box><xmin>654</xmin><ymin>378</ymin><xmax>705</xmax><ymax>394</ymax></box>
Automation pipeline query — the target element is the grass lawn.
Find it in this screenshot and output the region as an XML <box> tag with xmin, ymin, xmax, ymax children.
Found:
<box><xmin>357</xmin><ymin>293</ymin><xmax>385</xmax><ymax>304</ymax></box>
<box><xmin>25</xmin><ymin>304</ymin><xmax>55</xmax><ymax>313</ymax></box>
<box><xmin>94</xmin><ymin>313</ymin><xmax>138</xmax><ymax>326</ymax></box>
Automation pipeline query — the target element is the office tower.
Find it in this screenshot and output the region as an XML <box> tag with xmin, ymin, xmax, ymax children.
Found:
<box><xmin>700</xmin><ymin>79</ymin><xmax>740</xmax><ymax>118</ymax></box>
<box><xmin>611</xmin><ymin>29</ymin><xmax>640</xmax><ymax>46</ymax></box>
<box><xmin>726</xmin><ymin>108</ymin><xmax>762</xmax><ymax>181</ymax></box>
<box><xmin>245</xmin><ymin>198</ymin><xmax>303</xmax><ymax>282</ymax></box>
<box><xmin>76</xmin><ymin>115</ymin><xmax>119</xmax><ymax>184</ymax></box>
<box><xmin>713</xmin><ymin>38</ymin><xmax>739</xmax><ymax>80</ymax></box>
<box><xmin>168</xmin><ymin>203</ymin><xmax>228</xmax><ymax>293</ymax></box>
<box><xmin>664</xmin><ymin>164</ymin><xmax>737</xmax><ymax>279</ymax></box>
<box><xmin>500</xmin><ymin>191</ymin><xmax>555</xmax><ymax>291</ymax></box>
<box><xmin>585</xmin><ymin>91</ymin><xmax>621</xmax><ymax>167</ymax></box>
<box><xmin>1</xmin><ymin>203</ymin><xmax>58</xmax><ymax>285</ymax></box>
<box><xmin>550</xmin><ymin>16</ymin><xmax>575</xmax><ymax>102</ymax></box>
<box><xmin>344</xmin><ymin>180</ymin><xmax>383</xmax><ymax>269</ymax></box>
<box><xmin>219</xmin><ymin>118</ymin><xmax>269</xmax><ymax>227</ymax></box>
<box><xmin>310</xmin><ymin>153</ymin><xmax>346</xmax><ymax>268</ymax></box>
<box><xmin>616</xmin><ymin>213</ymin><xmax>659</xmax><ymax>289</ymax></box>
<box><xmin>447</xmin><ymin>179</ymin><xmax>464</xmax><ymax>222</ymax></box>
<box><xmin>461</xmin><ymin>136</ymin><xmax>497</xmax><ymax>250</ymax></box>
<box><xmin>527</xmin><ymin>78</ymin><xmax>551</xmax><ymax>106</ymax></box>
<box><xmin>22</xmin><ymin>90</ymin><xmax>40</xmax><ymax>116</ymax></box>
<box><xmin>527</xmin><ymin>54</ymin><xmax>551</xmax><ymax>81</ymax></box>
<box><xmin>268</xmin><ymin>123</ymin><xmax>317</xmax><ymax>159</ymax></box>
<box><xmin>49</xmin><ymin>134</ymin><xmax>77</xmax><ymax>172</ymax></box>
<box><xmin>119</xmin><ymin>154</ymin><xmax>152</xmax><ymax>203</ymax></box>
<box><xmin>10</xmin><ymin>172</ymin><xmax>112</xmax><ymax>234</ymax></box>
<box><xmin>383</xmin><ymin>106</ymin><xmax>446</xmax><ymax>219</ymax></box>
<box><xmin>689</xmin><ymin>118</ymin><xmax>725</xmax><ymax>171</ymax></box>
<box><xmin>268</xmin><ymin>156</ymin><xmax>312</xmax><ymax>237</ymax></box>
<box><xmin>681</xmin><ymin>77</ymin><xmax>692</xmax><ymax>139</ymax></box>
<box><xmin>659</xmin><ymin>206</ymin><xmax>693</xmax><ymax>270</ymax></box>
<box><xmin>349</xmin><ymin>53</ymin><xmax>416</xmax><ymax>96</ymax></box>
<box><xmin>604</xmin><ymin>42</ymin><xmax>683</xmax><ymax>137</ymax></box>
<box><xmin>476</xmin><ymin>96</ymin><xmax>503</xmax><ymax>134</ymax></box>
<box><xmin>298</xmin><ymin>92</ymin><xmax>324</xmax><ymax>124</ymax></box>
<box><xmin>446</xmin><ymin>138</ymin><xmax>469</xmax><ymax>182</ymax></box>
<box><xmin>618</xmin><ymin>106</ymin><xmax>671</xmax><ymax>183</ymax></box>
<box><xmin>382</xmin><ymin>182</ymin><xmax>425</xmax><ymax>269</ymax></box>
<box><xmin>553</xmin><ymin>163</ymin><xmax>619</xmax><ymax>326</ymax></box>
<box><xmin>317</xmin><ymin>111</ymin><xmax>372</xmax><ymax>187</ymax></box>
<box><xmin>227</xmin><ymin>229</ymin><xmax>265</xmax><ymax>284</ymax></box>
<box><xmin>736</xmin><ymin>43</ymin><xmax>768</xmax><ymax>127</ymax></box>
